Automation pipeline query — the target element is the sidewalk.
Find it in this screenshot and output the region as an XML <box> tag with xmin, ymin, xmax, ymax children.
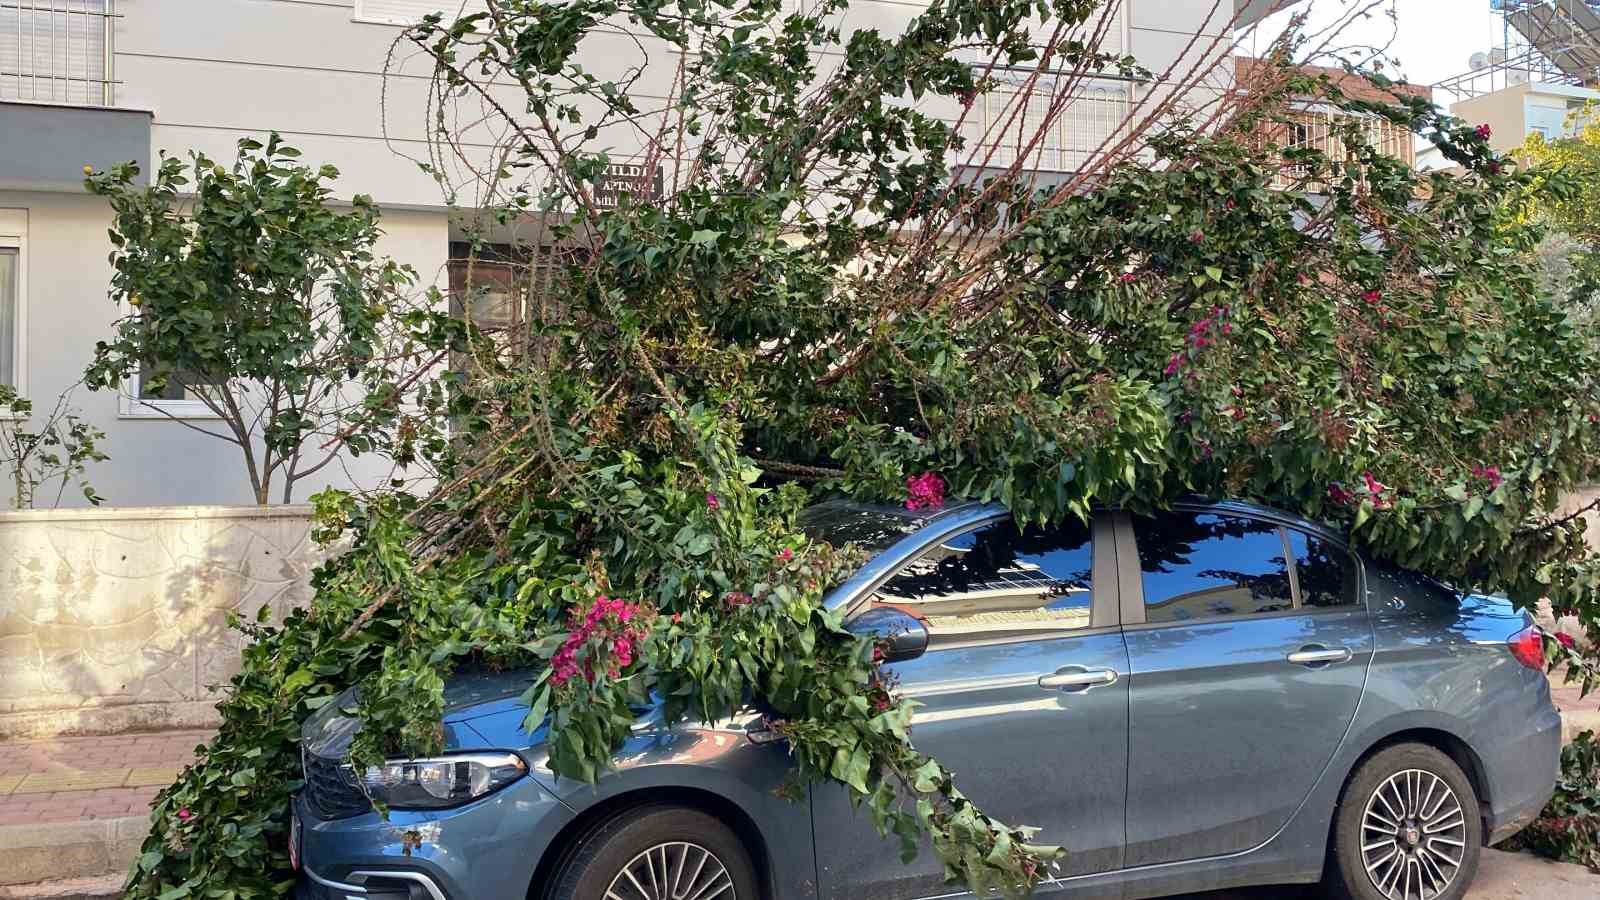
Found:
<box><xmin>0</xmin><ymin>731</ymin><xmax>206</xmax><ymax>888</ymax></box>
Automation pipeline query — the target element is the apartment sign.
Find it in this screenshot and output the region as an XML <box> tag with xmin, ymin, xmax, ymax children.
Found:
<box><xmin>595</xmin><ymin>163</ymin><xmax>664</xmax><ymax>208</ymax></box>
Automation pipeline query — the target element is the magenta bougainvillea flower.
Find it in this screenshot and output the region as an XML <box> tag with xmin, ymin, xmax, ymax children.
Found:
<box><xmin>1556</xmin><ymin>632</ymin><xmax>1576</xmax><ymax>649</ymax></box>
<box><xmin>1120</xmin><ymin>272</ymin><xmax>1138</xmax><ymax>283</ymax></box>
<box><xmin>905</xmin><ymin>471</ymin><xmax>946</xmax><ymax>510</ymax></box>
<box><xmin>705</xmin><ymin>491</ymin><xmax>719</xmax><ymax>510</ymax></box>
<box><xmin>776</xmin><ymin>547</ymin><xmax>793</xmax><ymax>561</ymax></box>
<box><xmin>1361</xmin><ymin>289</ymin><xmax>1380</xmax><ymax>304</ymax></box>
<box><xmin>1471</xmin><ymin>463</ymin><xmax>1504</xmax><ymax>491</ymax></box>
<box><xmin>550</xmin><ymin>595</ymin><xmax>651</xmax><ymax>686</ymax></box>
<box><xmin>1475</xmin><ymin>123</ymin><xmax>1492</xmax><ymax>140</ymax></box>
<box><xmin>1328</xmin><ymin>483</ymin><xmax>1354</xmax><ymax>506</ymax></box>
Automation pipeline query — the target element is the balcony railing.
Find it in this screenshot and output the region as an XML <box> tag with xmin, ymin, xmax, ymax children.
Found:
<box><xmin>0</xmin><ymin>0</ymin><xmax>117</xmax><ymax>107</ymax></box>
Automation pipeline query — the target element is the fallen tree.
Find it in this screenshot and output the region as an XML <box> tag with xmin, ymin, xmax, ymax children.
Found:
<box><xmin>117</xmin><ymin>2</ymin><xmax>1600</xmax><ymax>898</ymax></box>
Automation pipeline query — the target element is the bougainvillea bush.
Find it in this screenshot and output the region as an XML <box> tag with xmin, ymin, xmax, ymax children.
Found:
<box><xmin>117</xmin><ymin>1</ymin><xmax>1600</xmax><ymax>898</ymax></box>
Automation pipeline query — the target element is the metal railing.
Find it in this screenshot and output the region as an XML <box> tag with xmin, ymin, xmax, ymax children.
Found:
<box><xmin>0</xmin><ymin>0</ymin><xmax>118</xmax><ymax>107</ymax></box>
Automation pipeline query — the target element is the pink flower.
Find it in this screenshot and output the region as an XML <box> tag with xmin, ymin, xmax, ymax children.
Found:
<box><xmin>1487</xmin><ymin>160</ymin><xmax>1502</xmax><ymax>175</ymax></box>
<box><xmin>1361</xmin><ymin>289</ymin><xmax>1380</xmax><ymax>304</ymax></box>
<box><xmin>1475</xmin><ymin>123</ymin><xmax>1492</xmax><ymax>140</ymax></box>
<box><xmin>1556</xmin><ymin>632</ymin><xmax>1577</xmax><ymax>649</ymax></box>
<box><xmin>705</xmin><ymin>492</ymin><xmax>720</xmax><ymax>510</ymax></box>
<box><xmin>724</xmin><ymin>591</ymin><xmax>753</xmax><ymax>609</ymax></box>
<box><xmin>177</xmin><ymin>807</ymin><xmax>192</xmax><ymax>822</ymax></box>
<box><xmin>1163</xmin><ymin>352</ymin><xmax>1184</xmax><ymax>377</ymax></box>
<box><xmin>1328</xmin><ymin>483</ymin><xmax>1354</xmax><ymax>506</ymax></box>
<box><xmin>776</xmin><ymin>547</ymin><xmax>793</xmax><ymax>562</ymax></box>
<box><xmin>1471</xmin><ymin>463</ymin><xmax>1504</xmax><ymax>491</ymax></box>
<box><xmin>1120</xmin><ymin>272</ymin><xmax>1138</xmax><ymax>284</ymax></box>
<box><xmin>1224</xmin><ymin>199</ymin><xmax>1236</xmax><ymax>211</ymax></box>
<box><xmin>671</xmin><ymin>612</ymin><xmax>682</xmax><ymax>624</ymax></box>
<box><xmin>905</xmin><ymin>471</ymin><xmax>947</xmax><ymax>511</ymax></box>
<box><xmin>1189</xmin><ymin>230</ymin><xmax>1205</xmax><ymax>244</ymax></box>
<box><xmin>1362</xmin><ymin>471</ymin><xmax>1391</xmax><ymax>508</ymax></box>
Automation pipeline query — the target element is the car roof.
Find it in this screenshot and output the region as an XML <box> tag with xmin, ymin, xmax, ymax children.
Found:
<box><xmin>802</xmin><ymin>495</ymin><xmax>1349</xmax><ymax>551</ymax></box>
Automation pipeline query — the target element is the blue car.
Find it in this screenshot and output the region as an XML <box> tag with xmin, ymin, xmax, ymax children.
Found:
<box><xmin>293</xmin><ymin>498</ymin><xmax>1562</xmax><ymax>900</ymax></box>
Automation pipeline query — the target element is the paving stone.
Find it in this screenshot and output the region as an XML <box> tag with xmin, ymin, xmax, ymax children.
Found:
<box><xmin>13</xmin><ymin>773</ymin><xmax>129</xmax><ymax>796</ymax></box>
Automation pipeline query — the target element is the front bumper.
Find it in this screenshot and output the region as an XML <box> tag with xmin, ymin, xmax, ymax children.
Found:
<box><xmin>293</xmin><ymin>772</ymin><xmax>575</xmax><ymax>900</ymax></box>
<box><xmin>300</xmin><ymin>866</ymin><xmax>447</xmax><ymax>900</ymax></box>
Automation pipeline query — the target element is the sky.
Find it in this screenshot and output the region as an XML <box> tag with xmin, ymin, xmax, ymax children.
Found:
<box><xmin>1248</xmin><ymin>0</ymin><xmax>1510</xmax><ymax>88</ymax></box>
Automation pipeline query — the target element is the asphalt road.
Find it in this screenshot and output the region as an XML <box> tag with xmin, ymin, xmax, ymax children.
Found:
<box><xmin>1164</xmin><ymin>849</ymin><xmax>1600</xmax><ymax>900</ymax></box>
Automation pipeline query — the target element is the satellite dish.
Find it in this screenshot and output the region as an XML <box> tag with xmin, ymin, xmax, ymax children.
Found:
<box><xmin>1470</xmin><ymin>51</ymin><xmax>1490</xmax><ymax>70</ymax></box>
<box><xmin>1490</xmin><ymin>47</ymin><xmax>1508</xmax><ymax>66</ymax></box>
<box><xmin>1509</xmin><ymin>69</ymin><xmax>1530</xmax><ymax>86</ymax></box>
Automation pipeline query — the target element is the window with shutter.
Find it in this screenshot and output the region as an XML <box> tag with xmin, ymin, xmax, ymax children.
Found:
<box><xmin>0</xmin><ymin>0</ymin><xmax>109</xmax><ymax>106</ymax></box>
<box><xmin>353</xmin><ymin>1</ymin><xmax>489</xmax><ymax>27</ymax></box>
<box><xmin>963</xmin><ymin>78</ymin><xmax>1129</xmax><ymax>173</ymax></box>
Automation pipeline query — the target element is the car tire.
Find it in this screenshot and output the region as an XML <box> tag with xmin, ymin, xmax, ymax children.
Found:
<box><xmin>546</xmin><ymin>803</ymin><xmax>760</xmax><ymax>900</ymax></box>
<box><xmin>1325</xmin><ymin>743</ymin><xmax>1482</xmax><ymax>900</ymax></box>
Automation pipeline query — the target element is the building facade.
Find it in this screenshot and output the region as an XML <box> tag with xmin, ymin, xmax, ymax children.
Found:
<box><xmin>0</xmin><ymin>0</ymin><xmax>1263</xmax><ymax>508</ymax></box>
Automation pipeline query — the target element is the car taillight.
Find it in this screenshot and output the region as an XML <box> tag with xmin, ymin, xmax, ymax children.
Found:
<box><xmin>1507</xmin><ymin>625</ymin><xmax>1546</xmax><ymax>670</ymax></box>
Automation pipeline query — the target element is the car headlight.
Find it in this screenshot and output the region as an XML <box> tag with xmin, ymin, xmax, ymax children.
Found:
<box><xmin>359</xmin><ymin>752</ymin><xmax>527</xmax><ymax>809</ymax></box>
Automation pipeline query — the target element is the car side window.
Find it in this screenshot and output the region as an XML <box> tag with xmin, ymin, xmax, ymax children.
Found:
<box><xmin>1287</xmin><ymin>529</ymin><xmax>1358</xmax><ymax>608</ymax></box>
<box><xmin>869</xmin><ymin>518</ymin><xmax>1094</xmax><ymax>646</ymax></box>
<box><xmin>1132</xmin><ymin>511</ymin><xmax>1294</xmax><ymax>623</ymax></box>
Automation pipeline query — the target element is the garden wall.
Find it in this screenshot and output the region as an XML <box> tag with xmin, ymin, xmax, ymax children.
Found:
<box><xmin>0</xmin><ymin>505</ymin><xmax>324</xmax><ymax>740</ymax></box>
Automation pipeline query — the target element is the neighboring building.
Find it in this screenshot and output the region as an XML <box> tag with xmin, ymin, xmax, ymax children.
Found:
<box><xmin>0</xmin><ymin>1</ymin><xmax>1276</xmax><ymax>508</ymax></box>
<box><xmin>1451</xmin><ymin>80</ymin><xmax>1600</xmax><ymax>153</ymax></box>
<box><xmin>1233</xmin><ymin>59</ymin><xmax>1434</xmax><ymax>188</ymax></box>
<box><xmin>1430</xmin><ymin>1</ymin><xmax>1600</xmax><ymax>155</ymax></box>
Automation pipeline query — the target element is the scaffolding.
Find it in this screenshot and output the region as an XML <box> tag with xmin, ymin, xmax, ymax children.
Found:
<box><xmin>1434</xmin><ymin>1</ymin><xmax>1600</xmax><ymax>104</ymax></box>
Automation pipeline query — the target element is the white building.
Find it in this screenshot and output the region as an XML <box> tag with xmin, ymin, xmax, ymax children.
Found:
<box><xmin>0</xmin><ymin>1</ymin><xmax>1267</xmax><ymax>507</ymax></box>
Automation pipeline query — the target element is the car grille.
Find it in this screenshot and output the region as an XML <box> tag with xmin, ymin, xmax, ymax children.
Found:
<box><xmin>301</xmin><ymin>749</ymin><xmax>371</xmax><ymax>820</ymax></box>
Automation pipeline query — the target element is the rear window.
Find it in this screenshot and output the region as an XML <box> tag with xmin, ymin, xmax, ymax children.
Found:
<box><xmin>797</xmin><ymin>500</ymin><xmax>924</xmax><ymax>555</ymax></box>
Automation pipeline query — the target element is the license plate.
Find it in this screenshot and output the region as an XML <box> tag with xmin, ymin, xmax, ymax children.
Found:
<box><xmin>289</xmin><ymin>810</ymin><xmax>302</xmax><ymax>872</ymax></box>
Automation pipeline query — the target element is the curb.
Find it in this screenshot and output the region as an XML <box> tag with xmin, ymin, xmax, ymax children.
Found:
<box><xmin>1563</xmin><ymin>709</ymin><xmax>1600</xmax><ymax>744</ymax></box>
<box><xmin>0</xmin><ymin>876</ymin><xmax>121</xmax><ymax>900</ymax></box>
<box><xmin>0</xmin><ymin>818</ymin><xmax>144</xmax><ymax>887</ymax></box>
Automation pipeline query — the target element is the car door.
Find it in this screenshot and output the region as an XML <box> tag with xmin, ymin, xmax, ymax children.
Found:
<box><xmin>1119</xmin><ymin>505</ymin><xmax>1372</xmax><ymax>867</ymax></box>
<box><xmin>813</xmin><ymin>512</ymin><xmax>1129</xmax><ymax>900</ymax></box>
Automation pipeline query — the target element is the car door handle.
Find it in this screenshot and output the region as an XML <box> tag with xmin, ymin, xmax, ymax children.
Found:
<box><xmin>1286</xmin><ymin>646</ymin><xmax>1353</xmax><ymax>667</ymax></box>
<box><xmin>1038</xmin><ymin>667</ymin><xmax>1119</xmax><ymax>691</ymax></box>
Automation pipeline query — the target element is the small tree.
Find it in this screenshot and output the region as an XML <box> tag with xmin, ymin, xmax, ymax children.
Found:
<box><xmin>0</xmin><ymin>385</ymin><xmax>107</xmax><ymax>508</ymax></box>
<box><xmin>83</xmin><ymin>135</ymin><xmax>451</xmax><ymax>504</ymax></box>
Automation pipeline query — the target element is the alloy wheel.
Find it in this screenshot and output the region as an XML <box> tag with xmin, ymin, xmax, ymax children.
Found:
<box><xmin>604</xmin><ymin>841</ymin><xmax>736</xmax><ymax>900</ymax></box>
<box><xmin>1360</xmin><ymin>768</ymin><xmax>1468</xmax><ymax>900</ymax></box>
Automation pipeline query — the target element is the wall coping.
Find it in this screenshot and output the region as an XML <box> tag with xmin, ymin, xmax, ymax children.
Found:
<box><xmin>0</xmin><ymin>504</ymin><xmax>314</xmax><ymax>525</ymax></box>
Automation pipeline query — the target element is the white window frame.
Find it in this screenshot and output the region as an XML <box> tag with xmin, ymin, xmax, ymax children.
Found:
<box><xmin>0</xmin><ymin>209</ymin><xmax>27</xmax><ymax>415</ymax></box>
<box><xmin>116</xmin><ymin>298</ymin><xmax>223</xmax><ymax>420</ymax></box>
<box><xmin>352</xmin><ymin>1</ymin><xmax>486</xmax><ymax>27</ymax></box>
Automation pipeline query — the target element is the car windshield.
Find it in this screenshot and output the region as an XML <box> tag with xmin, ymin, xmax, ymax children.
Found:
<box><xmin>797</xmin><ymin>499</ymin><xmax>925</xmax><ymax>555</ymax></box>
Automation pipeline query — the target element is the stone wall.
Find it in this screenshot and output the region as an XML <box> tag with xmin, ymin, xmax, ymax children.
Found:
<box><xmin>0</xmin><ymin>505</ymin><xmax>322</xmax><ymax>740</ymax></box>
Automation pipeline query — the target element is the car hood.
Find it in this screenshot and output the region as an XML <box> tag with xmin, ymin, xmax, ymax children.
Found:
<box><xmin>300</xmin><ymin>667</ymin><xmax>544</xmax><ymax>759</ymax></box>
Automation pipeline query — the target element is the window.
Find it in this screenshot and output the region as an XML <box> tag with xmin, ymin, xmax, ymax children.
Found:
<box><xmin>1133</xmin><ymin>512</ymin><xmax>1294</xmax><ymax>623</ymax></box>
<box><xmin>867</xmin><ymin>519</ymin><xmax>1094</xmax><ymax>645</ymax></box>
<box><xmin>354</xmin><ymin>1</ymin><xmax>487</xmax><ymax>26</ymax></box>
<box><xmin>1288</xmin><ymin>530</ymin><xmax>1357</xmax><ymax>609</ymax></box>
<box><xmin>0</xmin><ymin>1</ymin><xmax>110</xmax><ymax>106</ymax></box>
<box><xmin>0</xmin><ymin>210</ymin><xmax>24</xmax><ymax>397</ymax></box>
<box><xmin>0</xmin><ymin>248</ymin><xmax>16</xmax><ymax>390</ymax></box>
<box><xmin>136</xmin><ymin>361</ymin><xmax>221</xmax><ymax>404</ymax></box>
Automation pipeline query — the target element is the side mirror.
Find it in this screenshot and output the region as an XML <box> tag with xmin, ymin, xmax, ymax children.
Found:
<box><xmin>846</xmin><ymin>607</ymin><xmax>930</xmax><ymax>664</ymax></box>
